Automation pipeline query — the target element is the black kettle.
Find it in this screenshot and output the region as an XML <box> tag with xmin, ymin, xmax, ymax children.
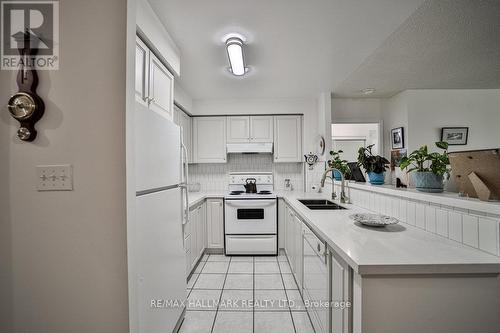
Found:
<box><xmin>244</xmin><ymin>178</ymin><xmax>257</xmax><ymax>193</ymax></box>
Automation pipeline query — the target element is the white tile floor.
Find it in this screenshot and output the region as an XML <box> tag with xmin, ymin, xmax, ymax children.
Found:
<box><xmin>180</xmin><ymin>253</ymin><xmax>315</xmax><ymax>333</ymax></box>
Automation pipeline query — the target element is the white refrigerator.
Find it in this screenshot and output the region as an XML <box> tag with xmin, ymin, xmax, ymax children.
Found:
<box><xmin>134</xmin><ymin>102</ymin><xmax>188</xmax><ymax>332</ymax></box>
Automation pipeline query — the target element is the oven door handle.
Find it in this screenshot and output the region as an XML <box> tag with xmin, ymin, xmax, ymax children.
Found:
<box><xmin>225</xmin><ymin>200</ymin><xmax>276</xmax><ymax>208</ymax></box>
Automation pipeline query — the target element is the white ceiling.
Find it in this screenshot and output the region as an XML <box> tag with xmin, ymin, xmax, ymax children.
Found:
<box><xmin>335</xmin><ymin>0</ymin><xmax>500</xmax><ymax>97</ymax></box>
<box><xmin>148</xmin><ymin>0</ymin><xmax>426</xmax><ymax>99</ymax></box>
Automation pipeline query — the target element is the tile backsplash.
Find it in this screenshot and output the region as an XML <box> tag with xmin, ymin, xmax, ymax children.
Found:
<box><xmin>189</xmin><ymin>154</ymin><xmax>304</xmax><ymax>192</ymax></box>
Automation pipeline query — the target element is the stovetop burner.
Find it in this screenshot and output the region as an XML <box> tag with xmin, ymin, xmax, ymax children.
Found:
<box><xmin>258</xmin><ymin>190</ymin><xmax>272</xmax><ymax>195</ymax></box>
<box><xmin>229</xmin><ymin>190</ymin><xmax>244</xmax><ymax>195</ymax></box>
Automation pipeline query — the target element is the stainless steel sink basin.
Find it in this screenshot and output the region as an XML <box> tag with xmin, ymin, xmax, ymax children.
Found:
<box><xmin>298</xmin><ymin>199</ymin><xmax>347</xmax><ymax>210</ymax></box>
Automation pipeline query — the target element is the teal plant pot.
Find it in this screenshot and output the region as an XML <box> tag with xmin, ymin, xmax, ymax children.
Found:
<box><xmin>333</xmin><ymin>170</ymin><xmax>343</xmax><ymax>181</ymax></box>
<box><xmin>367</xmin><ymin>172</ymin><xmax>385</xmax><ymax>185</ymax></box>
<box><xmin>413</xmin><ymin>172</ymin><xmax>444</xmax><ymax>193</ymax></box>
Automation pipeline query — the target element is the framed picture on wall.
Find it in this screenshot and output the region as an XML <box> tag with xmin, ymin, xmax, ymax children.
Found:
<box><xmin>391</xmin><ymin>127</ymin><xmax>404</xmax><ymax>149</ymax></box>
<box><xmin>441</xmin><ymin>127</ymin><xmax>468</xmax><ymax>145</ymax></box>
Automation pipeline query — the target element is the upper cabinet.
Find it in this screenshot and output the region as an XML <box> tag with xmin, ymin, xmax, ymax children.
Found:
<box><xmin>135</xmin><ymin>36</ymin><xmax>174</xmax><ymax>121</ymax></box>
<box><xmin>227</xmin><ymin>116</ymin><xmax>250</xmax><ymax>143</ymax></box>
<box><xmin>173</xmin><ymin>106</ymin><xmax>192</xmax><ymax>162</ymax></box>
<box><xmin>250</xmin><ymin>116</ymin><xmax>273</xmax><ymax>142</ymax></box>
<box><xmin>193</xmin><ymin>117</ymin><xmax>227</xmax><ymax>163</ymax></box>
<box><xmin>227</xmin><ymin>116</ymin><xmax>273</xmax><ymax>143</ymax></box>
<box><xmin>135</xmin><ymin>37</ymin><xmax>149</xmax><ymax>106</ymax></box>
<box><xmin>274</xmin><ymin>115</ymin><xmax>302</xmax><ymax>162</ymax></box>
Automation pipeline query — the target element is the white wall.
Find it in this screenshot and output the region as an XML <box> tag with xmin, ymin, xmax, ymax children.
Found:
<box><xmin>193</xmin><ymin>98</ymin><xmax>319</xmax><ymax>155</ymax></box>
<box><xmin>0</xmin><ymin>1</ymin><xmax>130</xmax><ymax>332</ymax></box>
<box><xmin>331</xmin><ymin>98</ymin><xmax>384</xmax><ymax>123</ymax></box>
<box><xmin>404</xmin><ymin>89</ymin><xmax>500</xmax><ymax>153</ymax></box>
<box><xmin>136</xmin><ymin>0</ymin><xmax>180</xmax><ymax>75</ymax></box>
<box><xmin>174</xmin><ymin>84</ymin><xmax>194</xmax><ymax>113</ymax></box>
<box><xmin>381</xmin><ymin>91</ymin><xmax>409</xmax><ymax>158</ymax></box>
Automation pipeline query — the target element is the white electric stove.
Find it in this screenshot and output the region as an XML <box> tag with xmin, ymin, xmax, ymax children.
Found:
<box><xmin>224</xmin><ymin>172</ymin><xmax>278</xmax><ymax>255</ymax></box>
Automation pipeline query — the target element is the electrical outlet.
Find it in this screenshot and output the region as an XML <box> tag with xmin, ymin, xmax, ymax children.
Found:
<box><xmin>36</xmin><ymin>165</ymin><xmax>73</xmax><ymax>191</ymax></box>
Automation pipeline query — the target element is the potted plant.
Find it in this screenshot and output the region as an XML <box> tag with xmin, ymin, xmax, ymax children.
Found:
<box><xmin>328</xmin><ymin>150</ymin><xmax>350</xmax><ymax>180</ymax></box>
<box><xmin>357</xmin><ymin>145</ymin><xmax>390</xmax><ymax>185</ymax></box>
<box><xmin>399</xmin><ymin>141</ymin><xmax>450</xmax><ymax>192</ymax></box>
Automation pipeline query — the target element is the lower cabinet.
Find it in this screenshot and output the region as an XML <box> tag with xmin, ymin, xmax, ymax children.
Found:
<box><xmin>283</xmin><ymin>201</ymin><xmax>352</xmax><ymax>333</ymax></box>
<box><xmin>284</xmin><ymin>204</ymin><xmax>304</xmax><ymax>291</ymax></box>
<box><xmin>185</xmin><ymin>201</ymin><xmax>207</xmax><ymax>276</ymax></box>
<box><xmin>330</xmin><ymin>250</ymin><xmax>352</xmax><ymax>333</ymax></box>
<box><xmin>206</xmin><ymin>199</ymin><xmax>224</xmax><ymax>249</ymax></box>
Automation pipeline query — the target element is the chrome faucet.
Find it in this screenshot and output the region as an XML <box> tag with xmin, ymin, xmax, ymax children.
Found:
<box><xmin>320</xmin><ymin>167</ymin><xmax>349</xmax><ymax>204</ymax></box>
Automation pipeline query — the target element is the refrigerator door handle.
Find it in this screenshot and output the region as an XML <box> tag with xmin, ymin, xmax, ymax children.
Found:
<box><xmin>181</xmin><ymin>142</ymin><xmax>189</xmax><ymax>226</ymax></box>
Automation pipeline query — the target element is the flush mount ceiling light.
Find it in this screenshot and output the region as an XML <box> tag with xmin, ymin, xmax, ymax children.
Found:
<box><xmin>361</xmin><ymin>88</ymin><xmax>376</xmax><ymax>95</ymax></box>
<box><xmin>225</xmin><ymin>36</ymin><xmax>248</xmax><ymax>76</ymax></box>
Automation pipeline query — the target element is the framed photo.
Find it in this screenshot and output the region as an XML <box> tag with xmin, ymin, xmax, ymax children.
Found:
<box><xmin>391</xmin><ymin>127</ymin><xmax>404</xmax><ymax>149</ymax></box>
<box><xmin>441</xmin><ymin>127</ymin><xmax>468</xmax><ymax>145</ymax></box>
<box><xmin>391</xmin><ymin>149</ymin><xmax>407</xmax><ymax>171</ymax></box>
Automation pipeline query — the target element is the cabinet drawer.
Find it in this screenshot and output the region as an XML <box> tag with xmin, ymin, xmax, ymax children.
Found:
<box><xmin>225</xmin><ymin>235</ymin><xmax>277</xmax><ymax>255</ymax></box>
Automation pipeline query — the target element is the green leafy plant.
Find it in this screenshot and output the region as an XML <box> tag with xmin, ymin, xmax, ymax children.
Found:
<box><xmin>328</xmin><ymin>150</ymin><xmax>350</xmax><ymax>176</ymax></box>
<box><xmin>399</xmin><ymin>141</ymin><xmax>450</xmax><ymax>176</ymax></box>
<box><xmin>357</xmin><ymin>144</ymin><xmax>390</xmax><ymax>173</ymax></box>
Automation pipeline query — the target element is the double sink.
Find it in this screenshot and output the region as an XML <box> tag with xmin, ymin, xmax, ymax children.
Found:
<box><xmin>299</xmin><ymin>199</ymin><xmax>347</xmax><ymax>210</ymax></box>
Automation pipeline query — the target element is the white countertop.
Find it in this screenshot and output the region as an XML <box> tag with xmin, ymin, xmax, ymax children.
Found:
<box><xmin>279</xmin><ymin>191</ymin><xmax>500</xmax><ymax>275</ymax></box>
<box><xmin>188</xmin><ymin>191</ymin><xmax>225</xmax><ymax>208</ymax></box>
<box><xmin>187</xmin><ymin>190</ymin><xmax>500</xmax><ymax>275</ymax></box>
<box><xmin>343</xmin><ymin>181</ymin><xmax>500</xmax><ymax>216</ymax></box>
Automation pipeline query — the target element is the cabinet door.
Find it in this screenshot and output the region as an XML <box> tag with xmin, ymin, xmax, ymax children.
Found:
<box><xmin>135</xmin><ymin>37</ymin><xmax>149</xmax><ymax>106</ymax></box>
<box><xmin>274</xmin><ymin>116</ymin><xmax>302</xmax><ymax>162</ymax></box>
<box><xmin>250</xmin><ymin>116</ymin><xmax>273</xmax><ymax>143</ymax></box>
<box><xmin>331</xmin><ymin>251</ymin><xmax>351</xmax><ymax>333</ymax></box>
<box><xmin>293</xmin><ymin>215</ymin><xmax>303</xmax><ymax>291</ymax></box>
<box><xmin>207</xmin><ymin>199</ymin><xmax>224</xmax><ymax>248</ymax></box>
<box><xmin>287</xmin><ymin>208</ymin><xmax>296</xmax><ymax>272</ymax></box>
<box><xmin>196</xmin><ymin>203</ymin><xmax>206</xmax><ymax>257</ymax></box>
<box><xmin>189</xmin><ymin>207</ymin><xmax>199</xmax><ymax>269</ymax></box>
<box><xmin>193</xmin><ymin>117</ymin><xmax>227</xmax><ymax>163</ymax></box>
<box><xmin>227</xmin><ymin>116</ymin><xmax>250</xmax><ymax>143</ymax></box>
<box><xmin>148</xmin><ymin>52</ymin><xmax>174</xmax><ymax>120</ymax></box>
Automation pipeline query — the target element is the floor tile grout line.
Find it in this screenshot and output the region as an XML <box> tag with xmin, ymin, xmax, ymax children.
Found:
<box><xmin>187</xmin><ymin>257</ymin><xmax>208</xmax><ymax>298</ymax></box>
<box><xmin>209</xmin><ymin>256</ymin><xmax>231</xmax><ymax>333</ymax></box>
<box><xmin>277</xmin><ymin>256</ymin><xmax>298</xmax><ymax>333</ymax></box>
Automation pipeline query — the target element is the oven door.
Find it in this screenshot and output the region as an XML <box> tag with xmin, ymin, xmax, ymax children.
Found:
<box><xmin>225</xmin><ymin>199</ymin><xmax>277</xmax><ymax>234</ymax></box>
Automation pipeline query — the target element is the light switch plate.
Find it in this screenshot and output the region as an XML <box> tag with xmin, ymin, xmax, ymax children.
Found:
<box><xmin>36</xmin><ymin>165</ymin><xmax>73</xmax><ymax>191</ymax></box>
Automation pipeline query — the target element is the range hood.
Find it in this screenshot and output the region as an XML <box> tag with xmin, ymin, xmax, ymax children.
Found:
<box><xmin>227</xmin><ymin>142</ymin><xmax>273</xmax><ymax>154</ymax></box>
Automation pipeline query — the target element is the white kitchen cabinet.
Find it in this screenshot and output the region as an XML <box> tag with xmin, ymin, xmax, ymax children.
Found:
<box><xmin>207</xmin><ymin>199</ymin><xmax>224</xmax><ymax>248</ymax></box>
<box><xmin>135</xmin><ymin>35</ymin><xmax>175</xmax><ymax>121</ymax></box>
<box><xmin>193</xmin><ymin>117</ymin><xmax>227</xmax><ymax>163</ymax></box>
<box><xmin>135</xmin><ymin>37</ymin><xmax>149</xmax><ymax>106</ymax></box>
<box><xmin>330</xmin><ymin>251</ymin><xmax>352</xmax><ymax>333</ymax></box>
<box><xmin>250</xmin><ymin>116</ymin><xmax>273</xmax><ymax>142</ymax></box>
<box><xmin>227</xmin><ymin>116</ymin><xmax>250</xmax><ymax>143</ymax></box>
<box><xmin>226</xmin><ymin>116</ymin><xmax>273</xmax><ymax>143</ymax></box>
<box><xmin>278</xmin><ymin>199</ymin><xmax>286</xmax><ymax>249</ymax></box>
<box><xmin>293</xmin><ymin>213</ymin><xmax>304</xmax><ymax>291</ymax></box>
<box><xmin>196</xmin><ymin>202</ymin><xmax>206</xmax><ymax>258</ymax></box>
<box><xmin>274</xmin><ymin>115</ymin><xmax>302</xmax><ymax>162</ymax></box>
<box><xmin>284</xmin><ymin>203</ymin><xmax>304</xmax><ymax>292</ymax></box>
<box><xmin>148</xmin><ymin>52</ymin><xmax>174</xmax><ymax>120</ymax></box>
<box><xmin>174</xmin><ymin>106</ymin><xmax>192</xmax><ymax>162</ymax></box>
<box><xmin>185</xmin><ymin>201</ymin><xmax>207</xmax><ymax>276</ymax></box>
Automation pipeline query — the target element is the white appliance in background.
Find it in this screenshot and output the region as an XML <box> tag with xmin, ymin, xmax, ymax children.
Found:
<box><xmin>134</xmin><ymin>102</ymin><xmax>187</xmax><ymax>333</ymax></box>
<box><xmin>303</xmin><ymin>226</ymin><xmax>329</xmax><ymax>333</ymax></box>
<box><xmin>224</xmin><ymin>172</ymin><xmax>277</xmax><ymax>255</ymax></box>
